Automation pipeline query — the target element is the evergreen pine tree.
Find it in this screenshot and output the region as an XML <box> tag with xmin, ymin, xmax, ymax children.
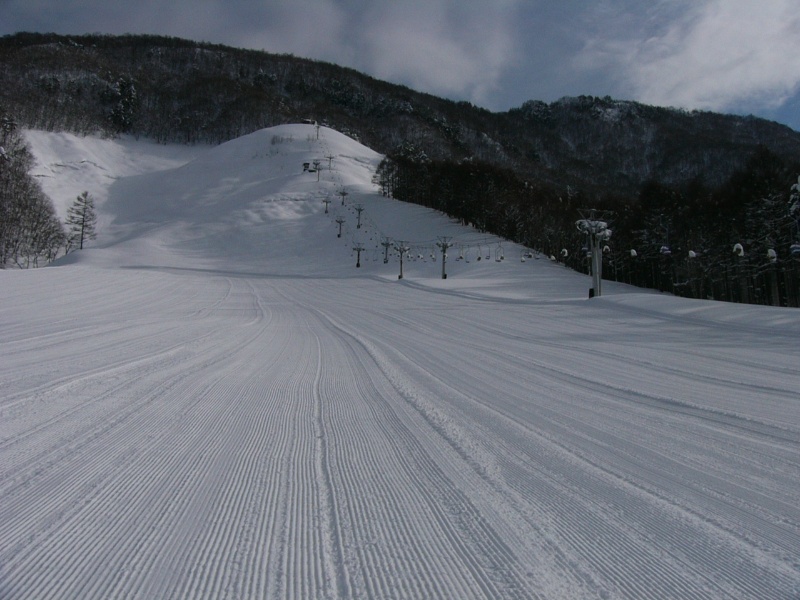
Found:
<box><xmin>66</xmin><ymin>191</ymin><xmax>97</xmax><ymax>251</ymax></box>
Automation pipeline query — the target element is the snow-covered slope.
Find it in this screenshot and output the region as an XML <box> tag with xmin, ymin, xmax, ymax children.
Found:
<box><xmin>28</xmin><ymin>124</ymin><xmax>635</xmax><ymax>296</ymax></box>
<box><xmin>2</xmin><ymin>125</ymin><xmax>799</xmax><ymax>599</ymax></box>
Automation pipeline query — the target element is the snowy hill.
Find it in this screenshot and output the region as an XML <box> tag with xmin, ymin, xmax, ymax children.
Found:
<box><xmin>27</xmin><ymin>123</ymin><xmax>636</xmax><ymax>297</ymax></box>
<box><xmin>2</xmin><ymin>125</ymin><xmax>799</xmax><ymax>599</ymax></box>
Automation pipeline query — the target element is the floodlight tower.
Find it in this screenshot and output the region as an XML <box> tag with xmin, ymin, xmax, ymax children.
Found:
<box><xmin>322</xmin><ymin>197</ymin><xmax>331</xmax><ymax>214</ymax></box>
<box><xmin>576</xmin><ymin>209</ymin><xmax>612</xmax><ymax>297</ymax></box>
<box><xmin>335</xmin><ymin>217</ymin><xmax>345</xmax><ymax>238</ymax></box>
<box><xmin>338</xmin><ymin>189</ymin><xmax>349</xmax><ymax>206</ymax></box>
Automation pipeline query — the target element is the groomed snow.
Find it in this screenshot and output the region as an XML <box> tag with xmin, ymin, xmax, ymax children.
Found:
<box><xmin>2</xmin><ymin>125</ymin><xmax>799</xmax><ymax>599</ymax></box>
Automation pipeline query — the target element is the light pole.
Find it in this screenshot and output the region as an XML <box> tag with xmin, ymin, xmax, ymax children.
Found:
<box><xmin>335</xmin><ymin>217</ymin><xmax>345</xmax><ymax>238</ymax></box>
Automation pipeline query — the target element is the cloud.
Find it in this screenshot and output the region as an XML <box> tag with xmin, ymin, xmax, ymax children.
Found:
<box><xmin>5</xmin><ymin>0</ymin><xmax>799</xmax><ymax>129</ymax></box>
<box><xmin>342</xmin><ymin>0</ymin><xmax>520</xmax><ymax>106</ymax></box>
<box><xmin>2</xmin><ymin>0</ymin><xmax>522</xmax><ymax>107</ymax></box>
<box><xmin>228</xmin><ymin>1</ymin><xmax>351</xmax><ymax>59</ymax></box>
<box><xmin>161</xmin><ymin>0</ymin><xmax>520</xmax><ymax>108</ymax></box>
<box><xmin>576</xmin><ymin>0</ymin><xmax>800</xmax><ymax>113</ymax></box>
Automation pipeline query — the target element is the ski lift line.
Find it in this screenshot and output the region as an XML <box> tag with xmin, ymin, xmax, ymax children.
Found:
<box><xmin>318</xmin><ymin>175</ymin><xmax>533</xmax><ymax>256</ymax></box>
<box><xmin>379</xmin><ymin>235</ymin><xmax>506</xmax><ymax>250</ymax></box>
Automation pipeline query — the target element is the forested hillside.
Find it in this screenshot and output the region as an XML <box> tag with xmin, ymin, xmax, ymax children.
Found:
<box><xmin>3</xmin><ymin>32</ymin><xmax>799</xmax><ymax>191</ymax></box>
<box><xmin>1</xmin><ymin>32</ymin><xmax>799</xmax><ymax>305</ymax></box>
<box><xmin>0</xmin><ymin>116</ymin><xmax>65</xmax><ymax>267</ymax></box>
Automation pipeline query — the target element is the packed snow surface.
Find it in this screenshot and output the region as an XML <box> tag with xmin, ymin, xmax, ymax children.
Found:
<box><xmin>2</xmin><ymin>125</ymin><xmax>799</xmax><ymax>599</ymax></box>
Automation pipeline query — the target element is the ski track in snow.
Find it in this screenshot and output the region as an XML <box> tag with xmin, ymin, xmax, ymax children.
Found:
<box><xmin>1</xmin><ymin>125</ymin><xmax>799</xmax><ymax>599</ymax></box>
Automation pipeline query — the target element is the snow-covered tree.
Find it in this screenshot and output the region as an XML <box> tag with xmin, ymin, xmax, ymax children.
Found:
<box><xmin>66</xmin><ymin>191</ymin><xmax>97</xmax><ymax>251</ymax></box>
<box><xmin>1</xmin><ymin>117</ymin><xmax>65</xmax><ymax>268</ymax></box>
<box><xmin>790</xmin><ymin>175</ymin><xmax>800</xmax><ymax>217</ymax></box>
<box><xmin>109</xmin><ymin>76</ymin><xmax>138</xmax><ymax>133</ymax></box>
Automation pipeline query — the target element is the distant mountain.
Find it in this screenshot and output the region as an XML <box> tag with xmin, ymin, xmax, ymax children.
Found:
<box><xmin>2</xmin><ymin>32</ymin><xmax>799</xmax><ymax>198</ymax></box>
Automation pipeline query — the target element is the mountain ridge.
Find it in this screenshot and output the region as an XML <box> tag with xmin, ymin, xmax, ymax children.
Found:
<box><xmin>2</xmin><ymin>31</ymin><xmax>799</xmax><ymax>198</ymax></box>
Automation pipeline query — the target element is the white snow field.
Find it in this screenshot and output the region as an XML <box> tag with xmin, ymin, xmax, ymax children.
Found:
<box><xmin>2</xmin><ymin>125</ymin><xmax>799</xmax><ymax>599</ymax></box>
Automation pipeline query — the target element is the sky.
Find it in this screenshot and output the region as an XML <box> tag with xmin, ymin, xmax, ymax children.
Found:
<box><xmin>3</xmin><ymin>0</ymin><xmax>800</xmax><ymax>131</ymax></box>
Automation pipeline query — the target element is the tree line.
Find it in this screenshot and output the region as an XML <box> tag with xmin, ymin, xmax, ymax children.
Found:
<box><xmin>1</xmin><ymin>112</ymin><xmax>96</xmax><ymax>268</ymax></box>
<box><xmin>3</xmin><ymin>33</ymin><xmax>800</xmax><ymax>199</ymax></box>
<box><xmin>378</xmin><ymin>147</ymin><xmax>800</xmax><ymax>306</ymax></box>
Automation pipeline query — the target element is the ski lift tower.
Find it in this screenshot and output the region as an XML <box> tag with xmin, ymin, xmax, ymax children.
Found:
<box><xmin>576</xmin><ymin>209</ymin><xmax>612</xmax><ymax>297</ymax></box>
<box><xmin>355</xmin><ymin>204</ymin><xmax>365</xmax><ymax>228</ymax></box>
<box><xmin>381</xmin><ymin>237</ymin><xmax>393</xmax><ymax>264</ymax></box>
<box><xmin>352</xmin><ymin>242</ymin><xmax>365</xmax><ymax>268</ymax></box>
<box><xmin>436</xmin><ymin>236</ymin><xmax>454</xmax><ymax>279</ymax></box>
<box><xmin>394</xmin><ymin>241</ymin><xmax>410</xmax><ymax>279</ymax></box>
